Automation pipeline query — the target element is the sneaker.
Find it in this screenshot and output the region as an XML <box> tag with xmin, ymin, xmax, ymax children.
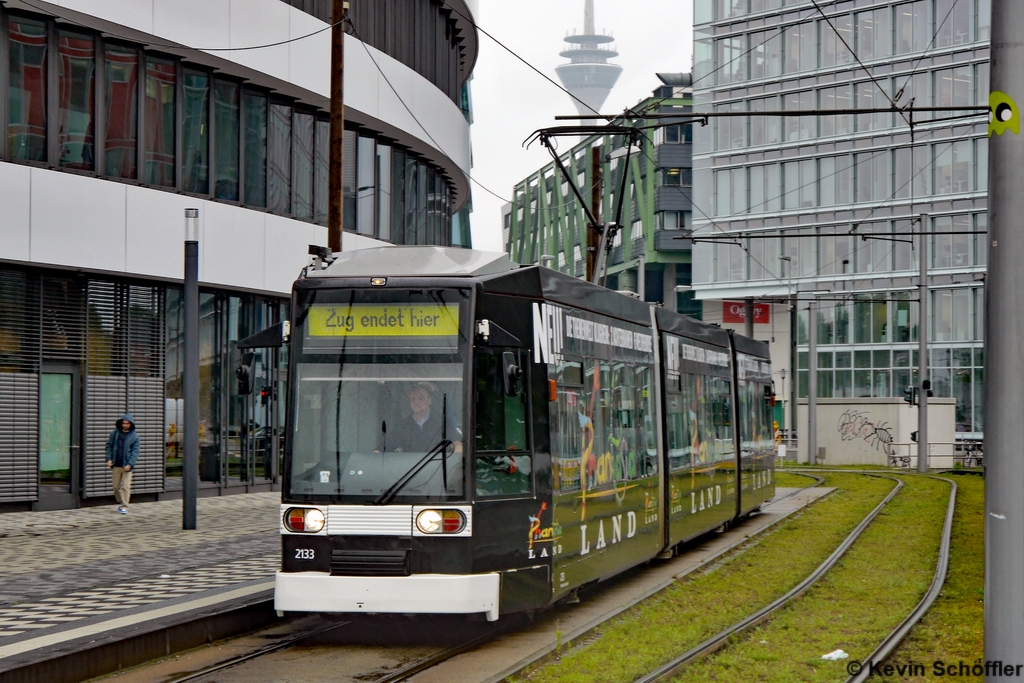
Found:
<box><xmin>118</xmin><ymin>506</ymin><xmax>128</xmax><ymax>515</ymax></box>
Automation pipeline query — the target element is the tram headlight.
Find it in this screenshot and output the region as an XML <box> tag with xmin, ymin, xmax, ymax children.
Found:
<box><xmin>284</xmin><ymin>507</ymin><xmax>325</xmax><ymax>533</ymax></box>
<box><xmin>415</xmin><ymin>509</ymin><xmax>466</xmax><ymax>534</ymax></box>
<box><xmin>304</xmin><ymin>508</ymin><xmax>326</xmax><ymax>533</ymax></box>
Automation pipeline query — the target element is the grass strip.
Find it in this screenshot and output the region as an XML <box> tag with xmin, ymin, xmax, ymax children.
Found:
<box><xmin>873</xmin><ymin>473</ymin><xmax>983</xmax><ymax>682</ymax></box>
<box><xmin>673</xmin><ymin>475</ymin><xmax>949</xmax><ymax>683</ymax></box>
<box><xmin>514</xmin><ymin>473</ymin><xmax>893</xmax><ymax>683</ymax></box>
<box><xmin>775</xmin><ymin>471</ymin><xmax>821</xmax><ymax>488</ymax></box>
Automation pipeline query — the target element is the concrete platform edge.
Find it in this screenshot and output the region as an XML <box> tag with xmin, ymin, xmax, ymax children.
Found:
<box><xmin>481</xmin><ymin>487</ymin><xmax>837</xmax><ymax>683</ymax></box>
<box><xmin>0</xmin><ymin>591</ymin><xmax>278</xmax><ymax>683</ymax></box>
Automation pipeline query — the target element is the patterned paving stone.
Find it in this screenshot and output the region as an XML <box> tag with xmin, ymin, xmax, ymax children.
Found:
<box><xmin>0</xmin><ymin>493</ymin><xmax>282</xmax><ymax>645</ymax></box>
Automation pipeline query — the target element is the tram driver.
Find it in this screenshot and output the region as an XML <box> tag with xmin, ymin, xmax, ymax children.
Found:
<box><xmin>388</xmin><ymin>383</ymin><xmax>462</xmax><ymax>454</ymax></box>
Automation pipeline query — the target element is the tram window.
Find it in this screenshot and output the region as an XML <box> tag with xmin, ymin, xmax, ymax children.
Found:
<box><xmin>667</xmin><ymin>392</ymin><xmax>687</xmax><ymax>470</ymax></box>
<box><xmin>711</xmin><ymin>377</ymin><xmax>734</xmax><ymax>462</ymax></box>
<box><xmin>636</xmin><ymin>366</ymin><xmax>658</xmax><ymax>477</ymax></box>
<box><xmin>554</xmin><ymin>361</ymin><xmax>584</xmax><ymax>492</ymax></box>
<box><xmin>609</xmin><ymin>364</ymin><xmax>638</xmax><ymax>481</ymax></box>
<box><xmin>474</xmin><ymin>349</ymin><xmax>531</xmax><ymax>498</ymax></box>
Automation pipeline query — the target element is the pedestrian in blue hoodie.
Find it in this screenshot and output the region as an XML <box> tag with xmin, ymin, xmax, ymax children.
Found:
<box><xmin>105</xmin><ymin>413</ymin><xmax>140</xmax><ymax>514</ymax></box>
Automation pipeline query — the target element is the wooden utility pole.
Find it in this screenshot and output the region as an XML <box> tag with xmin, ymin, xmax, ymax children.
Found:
<box><xmin>586</xmin><ymin>147</ymin><xmax>602</xmax><ymax>282</ymax></box>
<box><xmin>328</xmin><ymin>0</ymin><xmax>348</xmax><ymax>253</ymax></box>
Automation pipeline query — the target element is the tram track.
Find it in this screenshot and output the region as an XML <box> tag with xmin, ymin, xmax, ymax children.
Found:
<box><xmin>617</xmin><ymin>470</ymin><xmax>958</xmax><ymax>683</ymax></box>
<box><xmin>630</xmin><ymin>472</ymin><xmax>905</xmax><ymax>683</ymax></box>
<box><xmin>843</xmin><ymin>474</ymin><xmax>957</xmax><ymax>683</ymax></box>
<box><xmin>162</xmin><ymin>613</ymin><xmax>518</xmax><ymax>683</ymax></box>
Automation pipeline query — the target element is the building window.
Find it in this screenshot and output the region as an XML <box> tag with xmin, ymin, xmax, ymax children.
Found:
<box><xmin>181</xmin><ymin>69</ymin><xmax>209</xmax><ymax>194</ymax></box>
<box><xmin>143</xmin><ymin>56</ymin><xmax>176</xmax><ymax>187</ymax></box>
<box><xmin>936</xmin><ymin>0</ymin><xmax>972</xmax><ymax>47</ymax></box>
<box><xmin>356</xmin><ymin>134</ymin><xmax>375</xmax><ymax>235</ymax></box>
<box><xmin>292</xmin><ymin>111</ymin><xmax>314</xmax><ymax>220</ymax></box>
<box><xmin>7</xmin><ymin>15</ymin><xmax>47</xmax><ymax>161</ymax></box>
<box><xmin>819</xmin><ymin>13</ymin><xmax>853</xmax><ymax>68</ymax></box>
<box><xmin>818</xmin><ymin>85</ymin><xmax>852</xmax><ymax>137</ymax></box>
<box><xmin>716</xmin><ymin>36</ymin><xmax>746</xmax><ymax>85</ymax></box>
<box><xmin>749</xmin><ymin>30</ymin><xmax>782</xmax><ymax>80</ymax></box>
<box><xmin>895</xmin><ymin>1</ymin><xmax>932</xmax><ymax>54</ymax></box>
<box><xmin>104</xmin><ymin>44</ymin><xmax>138</xmax><ymax>179</ymax></box>
<box><xmin>213</xmin><ymin>80</ymin><xmax>240</xmax><ymax>201</ymax></box>
<box><xmin>267</xmin><ymin>102</ymin><xmax>292</xmax><ymax>214</ymax></box>
<box><xmin>783</xmin><ymin>22</ymin><xmax>815</xmax><ymax>74</ymax></box>
<box><xmin>856</xmin><ymin>8</ymin><xmax>892</xmax><ymax>60</ymax></box>
<box><xmin>313</xmin><ymin>117</ymin><xmax>328</xmax><ymax>225</ymax></box>
<box><xmin>242</xmin><ymin>90</ymin><xmax>267</xmax><ymax>207</ymax></box>
<box><xmin>377</xmin><ymin>142</ymin><xmax>391</xmax><ymax>240</ymax></box>
<box><xmin>57</xmin><ymin>30</ymin><xmax>95</xmax><ymax>170</ymax></box>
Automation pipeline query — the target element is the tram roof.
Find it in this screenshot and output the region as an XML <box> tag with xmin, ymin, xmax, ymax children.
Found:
<box><xmin>653</xmin><ymin>306</ymin><xmax>732</xmax><ymax>349</ymax></box>
<box><xmin>320</xmin><ymin>246</ymin><xmax>517</xmax><ymax>278</ymax></box>
<box><xmin>731</xmin><ymin>330</ymin><xmax>770</xmax><ymax>360</ymax></box>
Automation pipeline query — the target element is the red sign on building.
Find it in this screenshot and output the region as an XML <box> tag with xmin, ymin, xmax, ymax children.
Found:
<box><xmin>723</xmin><ymin>301</ymin><xmax>770</xmax><ymax>324</ymax></box>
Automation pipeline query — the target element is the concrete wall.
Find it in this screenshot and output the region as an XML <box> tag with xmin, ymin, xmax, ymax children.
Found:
<box><xmin>797</xmin><ymin>398</ymin><xmax>957</xmax><ymax>467</ymax></box>
<box><xmin>0</xmin><ymin>164</ymin><xmax>385</xmax><ymax>295</ymax></box>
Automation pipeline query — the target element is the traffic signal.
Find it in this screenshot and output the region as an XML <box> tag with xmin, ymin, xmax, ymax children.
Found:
<box><xmin>235</xmin><ymin>352</ymin><xmax>255</xmax><ymax>395</ymax></box>
<box><xmin>922</xmin><ymin>379</ymin><xmax>934</xmax><ymax>398</ymax></box>
<box><xmin>903</xmin><ymin>387</ymin><xmax>916</xmax><ymax>405</ymax></box>
<box><xmin>910</xmin><ymin>430</ymin><xmax>918</xmax><ymax>443</ymax></box>
<box><xmin>260</xmin><ymin>385</ymin><xmax>272</xmax><ymax>405</ymax></box>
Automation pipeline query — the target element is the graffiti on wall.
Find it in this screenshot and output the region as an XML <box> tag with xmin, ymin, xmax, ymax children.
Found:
<box><xmin>836</xmin><ymin>409</ymin><xmax>895</xmax><ymax>456</ymax></box>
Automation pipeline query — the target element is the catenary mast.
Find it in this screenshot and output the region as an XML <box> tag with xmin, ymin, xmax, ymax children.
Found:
<box><xmin>985</xmin><ymin>0</ymin><xmax>1024</xmax><ymax>678</ymax></box>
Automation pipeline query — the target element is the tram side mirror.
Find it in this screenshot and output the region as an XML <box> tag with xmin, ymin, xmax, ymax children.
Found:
<box><xmin>502</xmin><ymin>351</ymin><xmax>523</xmax><ymax>397</ymax></box>
<box><xmin>235</xmin><ymin>352</ymin><xmax>256</xmax><ymax>395</ymax></box>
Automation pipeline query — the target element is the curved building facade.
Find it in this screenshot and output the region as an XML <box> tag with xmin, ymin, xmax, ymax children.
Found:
<box><xmin>0</xmin><ymin>0</ymin><xmax>478</xmax><ymax>510</ymax></box>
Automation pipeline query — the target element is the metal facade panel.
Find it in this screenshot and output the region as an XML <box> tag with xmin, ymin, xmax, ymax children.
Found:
<box><xmin>326</xmin><ymin>505</ymin><xmax>413</xmax><ymax>536</ymax></box>
<box><xmin>128</xmin><ymin>377</ymin><xmax>165</xmax><ymax>494</ymax></box>
<box><xmin>0</xmin><ymin>269</ymin><xmax>41</xmax><ymax>502</ymax></box>
<box><xmin>0</xmin><ymin>373</ymin><xmax>39</xmax><ymax>501</ymax></box>
<box><xmin>84</xmin><ymin>281</ymin><xmax>166</xmax><ymax>498</ymax></box>
<box><xmin>85</xmin><ymin>375</ymin><xmax>126</xmax><ymax>498</ymax></box>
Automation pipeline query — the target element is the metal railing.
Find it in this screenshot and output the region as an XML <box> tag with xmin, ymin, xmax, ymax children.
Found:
<box><xmin>886</xmin><ymin>441</ymin><xmax>983</xmax><ymax>469</ymax></box>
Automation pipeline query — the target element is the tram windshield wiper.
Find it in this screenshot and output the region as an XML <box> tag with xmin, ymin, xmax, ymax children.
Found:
<box><xmin>373</xmin><ymin>439</ymin><xmax>453</xmax><ymax>506</ymax></box>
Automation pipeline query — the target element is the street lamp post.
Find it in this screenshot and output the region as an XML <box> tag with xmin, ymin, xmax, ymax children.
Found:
<box><xmin>183</xmin><ymin>209</ymin><xmax>199</xmax><ymax>530</ymax></box>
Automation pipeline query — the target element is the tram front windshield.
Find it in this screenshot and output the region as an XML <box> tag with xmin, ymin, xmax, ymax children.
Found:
<box><xmin>288</xmin><ymin>288</ymin><xmax>469</xmax><ymax>503</ymax></box>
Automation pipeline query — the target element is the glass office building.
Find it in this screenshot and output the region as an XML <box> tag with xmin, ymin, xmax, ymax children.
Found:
<box><xmin>691</xmin><ymin>0</ymin><xmax>989</xmax><ymax>437</ymax></box>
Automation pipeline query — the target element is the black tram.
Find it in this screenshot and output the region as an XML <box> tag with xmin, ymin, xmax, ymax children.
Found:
<box><xmin>274</xmin><ymin>247</ymin><xmax>775</xmax><ymax>621</ymax></box>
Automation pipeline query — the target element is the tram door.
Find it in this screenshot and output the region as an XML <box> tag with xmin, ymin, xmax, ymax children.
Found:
<box><xmin>471</xmin><ymin>347</ymin><xmax>549</xmax><ymax>612</ymax></box>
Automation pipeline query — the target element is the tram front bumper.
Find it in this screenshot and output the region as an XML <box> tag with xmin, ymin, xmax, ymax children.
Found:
<box><xmin>274</xmin><ymin>571</ymin><xmax>501</xmax><ymax>621</ymax></box>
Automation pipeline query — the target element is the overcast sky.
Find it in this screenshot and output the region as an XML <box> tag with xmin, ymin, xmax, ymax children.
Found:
<box><xmin>467</xmin><ymin>1</ymin><xmax>695</xmax><ymax>252</ymax></box>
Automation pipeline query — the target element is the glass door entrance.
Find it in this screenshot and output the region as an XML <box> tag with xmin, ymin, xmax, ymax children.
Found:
<box><xmin>39</xmin><ymin>370</ymin><xmax>78</xmax><ymax>499</ymax></box>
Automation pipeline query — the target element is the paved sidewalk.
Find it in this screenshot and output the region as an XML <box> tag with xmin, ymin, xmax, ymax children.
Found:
<box><xmin>0</xmin><ymin>493</ymin><xmax>280</xmax><ymax>641</ymax></box>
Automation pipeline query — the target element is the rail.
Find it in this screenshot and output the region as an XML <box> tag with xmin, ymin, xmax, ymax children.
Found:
<box><xmin>845</xmin><ymin>474</ymin><xmax>958</xmax><ymax>683</ymax></box>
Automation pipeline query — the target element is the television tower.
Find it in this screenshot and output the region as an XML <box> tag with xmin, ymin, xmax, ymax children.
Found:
<box><xmin>555</xmin><ymin>0</ymin><xmax>622</xmax><ymax>116</ymax></box>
